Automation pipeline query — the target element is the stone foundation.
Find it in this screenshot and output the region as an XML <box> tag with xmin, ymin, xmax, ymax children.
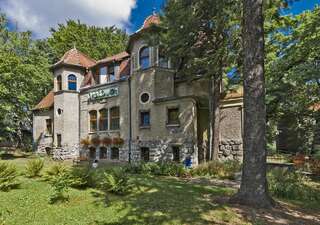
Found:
<box><xmin>218</xmin><ymin>139</ymin><xmax>243</xmax><ymax>161</ymax></box>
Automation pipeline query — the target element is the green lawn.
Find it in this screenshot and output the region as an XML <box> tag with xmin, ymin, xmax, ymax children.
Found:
<box><xmin>0</xmin><ymin>150</ymin><xmax>319</xmax><ymax>225</ymax></box>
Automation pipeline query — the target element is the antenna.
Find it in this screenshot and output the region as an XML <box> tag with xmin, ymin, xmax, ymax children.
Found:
<box><xmin>152</xmin><ymin>0</ymin><xmax>157</xmax><ymax>15</ymax></box>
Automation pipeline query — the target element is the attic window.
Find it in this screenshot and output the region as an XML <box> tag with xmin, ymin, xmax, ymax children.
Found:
<box><xmin>57</xmin><ymin>75</ymin><xmax>62</xmax><ymax>91</ymax></box>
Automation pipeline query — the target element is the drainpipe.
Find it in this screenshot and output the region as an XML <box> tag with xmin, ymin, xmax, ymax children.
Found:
<box><xmin>128</xmin><ymin>77</ymin><xmax>132</xmax><ymax>163</ymax></box>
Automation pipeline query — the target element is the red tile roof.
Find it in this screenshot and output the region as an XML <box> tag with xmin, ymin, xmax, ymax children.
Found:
<box><xmin>142</xmin><ymin>14</ymin><xmax>160</xmax><ymax>29</ymax></box>
<box><xmin>53</xmin><ymin>48</ymin><xmax>96</xmax><ymax>68</ymax></box>
<box><xmin>33</xmin><ymin>90</ymin><xmax>54</xmax><ymax>110</ymax></box>
<box><xmin>96</xmin><ymin>51</ymin><xmax>129</xmax><ymax>65</ymax></box>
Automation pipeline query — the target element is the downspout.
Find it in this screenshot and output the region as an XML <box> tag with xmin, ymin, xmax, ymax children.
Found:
<box><xmin>128</xmin><ymin>77</ymin><xmax>132</xmax><ymax>163</ymax></box>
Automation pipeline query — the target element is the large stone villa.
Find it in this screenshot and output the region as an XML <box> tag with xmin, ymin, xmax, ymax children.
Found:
<box><xmin>32</xmin><ymin>15</ymin><xmax>243</xmax><ymax>165</ymax></box>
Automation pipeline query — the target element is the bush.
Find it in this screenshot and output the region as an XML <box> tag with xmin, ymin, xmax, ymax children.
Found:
<box><xmin>0</xmin><ymin>162</ymin><xmax>19</xmax><ymax>191</ymax></box>
<box><xmin>310</xmin><ymin>159</ymin><xmax>320</xmax><ymax>176</ymax></box>
<box><xmin>268</xmin><ymin>168</ymin><xmax>319</xmax><ymax>202</ymax></box>
<box><xmin>101</xmin><ymin>168</ymin><xmax>134</xmax><ymax>195</ymax></box>
<box><xmin>43</xmin><ymin>163</ymin><xmax>69</xmax><ymax>181</ymax></box>
<box><xmin>191</xmin><ymin>160</ymin><xmax>241</xmax><ymax>180</ymax></box>
<box><xmin>68</xmin><ymin>166</ymin><xmax>104</xmax><ymax>189</ymax></box>
<box><xmin>48</xmin><ymin>173</ymin><xmax>70</xmax><ymax>204</ymax></box>
<box><xmin>25</xmin><ymin>158</ymin><xmax>44</xmax><ymax>178</ymax></box>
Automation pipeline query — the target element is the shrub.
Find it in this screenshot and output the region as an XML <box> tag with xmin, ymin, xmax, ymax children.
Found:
<box><xmin>25</xmin><ymin>158</ymin><xmax>44</xmax><ymax>178</ymax></box>
<box><xmin>48</xmin><ymin>173</ymin><xmax>70</xmax><ymax>204</ymax></box>
<box><xmin>68</xmin><ymin>166</ymin><xmax>103</xmax><ymax>189</ymax></box>
<box><xmin>43</xmin><ymin>163</ymin><xmax>69</xmax><ymax>181</ymax></box>
<box><xmin>191</xmin><ymin>160</ymin><xmax>241</xmax><ymax>179</ymax></box>
<box><xmin>268</xmin><ymin>168</ymin><xmax>319</xmax><ymax>202</ymax></box>
<box><xmin>100</xmin><ymin>168</ymin><xmax>134</xmax><ymax>195</ymax></box>
<box><xmin>0</xmin><ymin>162</ymin><xmax>19</xmax><ymax>191</ymax></box>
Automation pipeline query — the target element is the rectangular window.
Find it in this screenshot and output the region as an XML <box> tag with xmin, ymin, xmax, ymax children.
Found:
<box><xmin>141</xmin><ymin>147</ymin><xmax>150</xmax><ymax>162</ymax></box>
<box><xmin>57</xmin><ymin>134</ymin><xmax>62</xmax><ymax>147</ymax></box>
<box><xmin>108</xmin><ymin>66</ymin><xmax>115</xmax><ymax>82</ymax></box>
<box><xmin>110</xmin><ymin>107</ymin><xmax>120</xmax><ymax>130</ymax></box>
<box><xmin>111</xmin><ymin>147</ymin><xmax>119</xmax><ymax>160</ymax></box>
<box><xmin>140</xmin><ymin>111</ymin><xmax>150</xmax><ymax>127</ymax></box>
<box><xmin>172</xmin><ymin>146</ymin><xmax>180</xmax><ymax>162</ymax></box>
<box><xmin>100</xmin><ymin>147</ymin><xmax>108</xmax><ymax>159</ymax></box>
<box><xmin>99</xmin><ymin>109</ymin><xmax>108</xmax><ymax>131</ymax></box>
<box><xmin>46</xmin><ymin>119</ymin><xmax>52</xmax><ymax>135</ymax></box>
<box><xmin>89</xmin><ymin>111</ymin><xmax>97</xmax><ymax>132</ymax></box>
<box><xmin>167</xmin><ymin>108</ymin><xmax>180</xmax><ymax>125</ymax></box>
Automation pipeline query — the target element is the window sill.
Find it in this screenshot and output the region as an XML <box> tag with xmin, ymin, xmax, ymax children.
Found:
<box><xmin>139</xmin><ymin>126</ymin><xmax>151</xmax><ymax>129</ymax></box>
<box><xmin>44</xmin><ymin>134</ymin><xmax>53</xmax><ymax>138</ymax></box>
<box><xmin>166</xmin><ymin>124</ymin><xmax>180</xmax><ymax>128</ymax></box>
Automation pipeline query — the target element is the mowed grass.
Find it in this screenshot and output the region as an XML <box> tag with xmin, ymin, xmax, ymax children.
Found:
<box><xmin>0</xmin><ymin>151</ymin><xmax>248</xmax><ymax>225</ymax></box>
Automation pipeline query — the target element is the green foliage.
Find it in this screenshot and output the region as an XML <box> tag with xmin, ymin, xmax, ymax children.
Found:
<box><xmin>125</xmin><ymin>162</ymin><xmax>189</xmax><ymax>177</ymax></box>
<box><xmin>48</xmin><ymin>173</ymin><xmax>70</xmax><ymax>204</ymax></box>
<box><xmin>0</xmin><ymin>162</ymin><xmax>19</xmax><ymax>191</ymax></box>
<box><xmin>100</xmin><ymin>168</ymin><xmax>134</xmax><ymax>195</ymax></box>
<box><xmin>191</xmin><ymin>160</ymin><xmax>241</xmax><ymax>180</ymax></box>
<box><xmin>268</xmin><ymin>168</ymin><xmax>320</xmax><ymax>202</ymax></box>
<box><xmin>25</xmin><ymin>158</ymin><xmax>44</xmax><ymax>178</ymax></box>
<box><xmin>0</xmin><ymin>14</ymin><xmax>52</xmax><ymax>147</ymax></box>
<box><xmin>48</xmin><ymin>20</ymin><xmax>128</xmax><ymax>61</ymax></box>
<box><xmin>43</xmin><ymin>163</ymin><xmax>69</xmax><ymax>181</ymax></box>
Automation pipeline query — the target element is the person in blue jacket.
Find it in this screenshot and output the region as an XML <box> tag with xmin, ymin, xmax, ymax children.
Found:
<box><xmin>183</xmin><ymin>155</ymin><xmax>192</xmax><ymax>169</ymax></box>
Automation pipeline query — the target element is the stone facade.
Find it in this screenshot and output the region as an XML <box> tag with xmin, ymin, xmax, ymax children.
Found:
<box><xmin>32</xmin><ymin>15</ymin><xmax>244</xmax><ymax>165</ymax></box>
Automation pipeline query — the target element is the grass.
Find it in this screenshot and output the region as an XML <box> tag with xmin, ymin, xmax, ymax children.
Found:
<box><xmin>0</xmin><ymin>150</ymin><xmax>319</xmax><ymax>225</ymax></box>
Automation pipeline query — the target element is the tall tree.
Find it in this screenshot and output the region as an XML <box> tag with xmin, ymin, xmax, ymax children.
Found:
<box><xmin>0</xmin><ymin>13</ymin><xmax>52</xmax><ymax>147</ymax></box>
<box><xmin>48</xmin><ymin>20</ymin><xmax>128</xmax><ymax>61</ymax></box>
<box><xmin>231</xmin><ymin>0</ymin><xmax>274</xmax><ymax>207</ymax></box>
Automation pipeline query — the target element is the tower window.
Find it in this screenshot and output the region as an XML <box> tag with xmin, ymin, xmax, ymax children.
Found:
<box><xmin>139</xmin><ymin>46</ymin><xmax>150</xmax><ymax>70</ymax></box>
<box><xmin>99</xmin><ymin>109</ymin><xmax>108</xmax><ymax>131</ymax></box>
<box><xmin>110</xmin><ymin>107</ymin><xmax>120</xmax><ymax>130</ymax></box>
<box><xmin>46</xmin><ymin>119</ymin><xmax>52</xmax><ymax>135</ymax></box>
<box><xmin>57</xmin><ymin>134</ymin><xmax>62</xmax><ymax>147</ymax></box>
<box><xmin>57</xmin><ymin>75</ymin><xmax>62</xmax><ymax>91</ymax></box>
<box><xmin>89</xmin><ymin>110</ymin><xmax>97</xmax><ymax>132</ymax></box>
<box><xmin>68</xmin><ymin>74</ymin><xmax>77</xmax><ymax>91</ymax></box>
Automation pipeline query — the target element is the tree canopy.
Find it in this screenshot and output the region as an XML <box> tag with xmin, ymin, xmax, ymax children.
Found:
<box><xmin>48</xmin><ymin>20</ymin><xmax>128</xmax><ymax>62</ymax></box>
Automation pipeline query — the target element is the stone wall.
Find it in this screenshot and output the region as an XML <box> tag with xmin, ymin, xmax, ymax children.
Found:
<box><xmin>218</xmin><ymin>139</ymin><xmax>243</xmax><ymax>161</ymax></box>
<box><xmin>52</xmin><ymin>144</ymin><xmax>80</xmax><ymax>160</ymax></box>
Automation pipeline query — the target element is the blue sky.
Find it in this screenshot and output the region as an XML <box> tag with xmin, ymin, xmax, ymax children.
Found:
<box><xmin>2</xmin><ymin>0</ymin><xmax>320</xmax><ymax>38</ymax></box>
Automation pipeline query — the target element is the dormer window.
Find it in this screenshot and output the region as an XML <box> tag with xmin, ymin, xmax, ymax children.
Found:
<box><xmin>108</xmin><ymin>66</ymin><xmax>115</xmax><ymax>82</ymax></box>
<box><xmin>68</xmin><ymin>74</ymin><xmax>77</xmax><ymax>91</ymax></box>
<box><xmin>99</xmin><ymin>66</ymin><xmax>107</xmax><ymax>84</ymax></box>
<box><xmin>57</xmin><ymin>75</ymin><xmax>62</xmax><ymax>91</ymax></box>
<box><xmin>139</xmin><ymin>46</ymin><xmax>150</xmax><ymax>70</ymax></box>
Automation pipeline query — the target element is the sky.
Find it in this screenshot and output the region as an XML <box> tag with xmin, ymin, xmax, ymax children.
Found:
<box><xmin>1</xmin><ymin>0</ymin><xmax>319</xmax><ymax>39</ymax></box>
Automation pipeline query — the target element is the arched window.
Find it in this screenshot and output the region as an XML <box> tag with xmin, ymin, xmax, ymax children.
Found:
<box><xmin>68</xmin><ymin>74</ymin><xmax>77</xmax><ymax>91</ymax></box>
<box><xmin>89</xmin><ymin>110</ymin><xmax>97</xmax><ymax>132</ymax></box>
<box><xmin>139</xmin><ymin>46</ymin><xmax>150</xmax><ymax>69</ymax></box>
<box><xmin>99</xmin><ymin>109</ymin><xmax>108</xmax><ymax>131</ymax></box>
<box><xmin>57</xmin><ymin>75</ymin><xmax>62</xmax><ymax>91</ymax></box>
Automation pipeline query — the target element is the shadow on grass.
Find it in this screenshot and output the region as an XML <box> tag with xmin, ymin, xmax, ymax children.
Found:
<box><xmin>0</xmin><ymin>151</ymin><xmax>32</xmax><ymax>160</ymax></box>
<box><xmin>90</xmin><ymin>176</ymin><xmax>233</xmax><ymax>225</ymax></box>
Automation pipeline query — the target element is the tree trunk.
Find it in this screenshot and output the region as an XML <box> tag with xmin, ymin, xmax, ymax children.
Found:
<box><xmin>231</xmin><ymin>0</ymin><xmax>274</xmax><ymax>208</ymax></box>
<box><xmin>209</xmin><ymin>74</ymin><xmax>221</xmax><ymax>161</ymax></box>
